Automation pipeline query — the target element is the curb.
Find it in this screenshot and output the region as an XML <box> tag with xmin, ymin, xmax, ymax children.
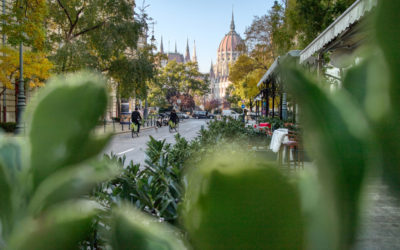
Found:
<box><xmin>98</xmin><ymin>120</ymin><xmax>189</xmax><ymax>136</ymax></box>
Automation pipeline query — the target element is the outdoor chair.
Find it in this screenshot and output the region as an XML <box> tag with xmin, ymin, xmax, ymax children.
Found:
<box><xmin>279</xmin><ymin>130</ymin><xmax>304</xmax><ymax>170</ymax></box>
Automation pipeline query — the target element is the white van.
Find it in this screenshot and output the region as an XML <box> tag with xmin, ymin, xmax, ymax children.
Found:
<box><xmin>222</xmin><ymin>110</ymin><xmax>240</xmax><ymax>119</ymax></box>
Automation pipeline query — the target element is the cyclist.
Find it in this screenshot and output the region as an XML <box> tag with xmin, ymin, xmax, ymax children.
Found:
<box><xmin>131</xmin><ymin>107</ymin><xmax>142</xmax><ymax>133</ymax></box>
<box><xmin>169</xmin><ymin>109</ymin><xmax>179</xmax><ymax>128</ymax></box>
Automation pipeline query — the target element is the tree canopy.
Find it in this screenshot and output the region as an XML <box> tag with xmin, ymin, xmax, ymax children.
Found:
<box><xmin>230</xmin><ymin>0</ymin><xmax>356</xmax><ymax>104</ymax></box>
<box><xmin>0</xmin><ymin>1</ymin><xmax>51</xmax><ymax>90</ymax></box>
<box><xmin>47</xmin><ymin>0</ymin><xmax>142</xmax><ymax>73</ymax></box>
<box><xmin>286</xmin><ymin>0</ymin><xmax>356</xmax><ymax>48</ymax></box>
<box><xmin>148</xmin><ymin>60</ymin><xmax>209</xmax><ymax>109</ymax></box>
<box><xmin>110</xmin><ymin>45</ymin><xmax>155</xmax><ymax>99</ymax></box>
<box><xmin>1</xmin><ymin>0</ymin><xmax>48</xmax><ymax>49</ymax></box>
<box><xmin>229</xmin><ymin>54</ymin><xmax>263</xmax><ymax>106</ymax></box>
<box><xmin>45</xmin><ymin>0</ymin><xmax>157</xmax><ymax>100</ymax></box>
<box><xmin>0</xmin><ymin>46</ymin><xmax>53</xmax><ymax>89</ymax></box>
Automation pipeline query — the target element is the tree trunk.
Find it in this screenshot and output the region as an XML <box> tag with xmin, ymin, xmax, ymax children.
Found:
<box><xmin>2</xmin><ymin>87</ymin><xmax>6</xmax><ymax>122</ymax></box>
<box><xmin>116</xmin><ymin>83</ymin><xmax>121</xmax><ymax>118</ymax></box>
<box><xmin>272</xmin><ymin>82</ymin><xmax>275</xmax><ymax>118</ymax></box>
<box><xmin>279</xmin><ymin>94</ymin><xmax>283</xmax><ymax>120</ymax></box>
<box><xmin>144</xmin><ymin>98</ymin><xmax>148</xmax><ymax>119</ymax></box>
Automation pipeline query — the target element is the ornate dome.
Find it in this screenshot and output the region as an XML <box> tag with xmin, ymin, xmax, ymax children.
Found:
<box><xmin>218</xmin><ymin>12</ymin><xmax>243</xmax><ymax>53</ymax></box>
<box><xmin>218</xmin><ymin>31</ymin><xmax>243</xmax><ymax>53</ymax></box>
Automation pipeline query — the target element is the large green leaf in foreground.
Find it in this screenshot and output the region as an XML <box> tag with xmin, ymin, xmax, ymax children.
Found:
<box><xmin>181</xmin><ymin>153</ymin><xmax>304</xmax><ymax>250</ymax></box>
<box><xmin>110</xmin><ymin>205</ymin><xmax>187</xmax><ymax>250</ymax></box>
<box><xmin>282</xmin><ymin>66</ymin><xmax>370</xmax><ymax>248</ymax></box>
<box><xmin>8</xmin><ymin>200</ymin><xmax>101</xmax><ymax>250</ymax></box>
<box><xmin>374</xmin><ymin>0</ymin><xmax>400</xmax><ymax>194</ymax></box>
<box><xmin>27</xmin><ymin>73</ymin><xmax>110</xmax><ymax>188</ymax></box>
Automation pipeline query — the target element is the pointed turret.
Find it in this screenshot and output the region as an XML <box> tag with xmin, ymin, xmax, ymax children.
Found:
<box><xmin>209</xmin><ymin>60</ymin><xmax>215</xmax><ymax>78</ymax></box>
<box><xmin>160</xmin><ymin>36</ymin><xmax>164</xmax><ymax>54</ymax></box>
<box><xmin>230</xmin><ymin>9</ymin><xmax>235</xmax><ymax>31</ymax></box>
<box><xmin>192</xmin><ymin>40</ymin><xmax>197</xmax><ymax>63</ymax></box>
<box><xmin>185</xmin><ymin>38</ymin><xmax>191</xmax><ymax>62</ymax></box>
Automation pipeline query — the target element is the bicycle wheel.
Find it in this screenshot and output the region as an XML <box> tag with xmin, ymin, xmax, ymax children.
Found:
<box><xmin>169</xmin><ymin>124</ymin><xmax>173</xmax><ymax>133</ymax></box>
<box><xmin>132</xmin><ymin>123</ymin><xmax>138</xmax><ymax>138</ymax></box>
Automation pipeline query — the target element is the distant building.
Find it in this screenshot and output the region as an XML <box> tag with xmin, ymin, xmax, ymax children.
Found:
<box><xmin>159</xmin><ymin>37</ymin><xmax>197</xmax><ymax>66</ymax></box>
<box><xmin>210</xmin><ymin>12</ymin><xmax>244</xmax><ymax>100</ymax></box>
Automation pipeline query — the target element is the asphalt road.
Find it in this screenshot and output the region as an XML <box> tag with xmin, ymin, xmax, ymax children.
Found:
<box><xmin>104</xmin><ymin>119</ymin><xmax>207</xmax><ymax>166</ymax></box>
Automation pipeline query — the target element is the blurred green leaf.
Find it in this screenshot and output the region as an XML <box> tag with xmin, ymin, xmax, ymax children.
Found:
<box><xmin>0</xmin><ymin>137</ymin><xmax>22</xmax><ymax>174</ymax></box>
<box><xmin>297</xmin><ymin>169</ymin><xmax>339</xmax><ymax>250</ymax></box>
<box><xmin>0</xmin><ymin>137</ymin><xmax>22</xmax><ymax>237</ymax></box>
<box><xmin>110</xmin><ymin>205</ymin><xmax>187</xmax><ymax>250</ymax></box>
<box><xmin>9</xmin><ymin>200</ymin><xmax>101</xmax><ymax>250</ymax></box>
<box><xmin>27</xmin><ymin>72</ymin><xmax>109</xmax><ymax>188</ymax></box>
<box><xmin>0</xmin><ymin>162</ymin><xmax>12</xmax><ymax>234</ymax></box>
<box><xmin>375</xmin><ymin>0</ymin><xmax>400</xmax><ymax>97</ymax></box>
<box><xmin>283</xmin><ymin>67</ymin><xmax>370</xmax><ymax>247</ymax></box>
<box><xmin>342</xmin><ymin>60</ymin><xmax>368</xmax><ymax>106</ymax></box>
<box><xmin>182</xmin><ymin>152</ymin><xmax>304</xmax><ymax>250</ymax></box>
<box><xmin>28</xmin><ymin>160</ymin><xmax>120</xmax><ymax>215</ymax></box>
<box><xmin>374</xmin><ymin>0</ymin><xmax>400</xmax><ymax>195</ymax></box>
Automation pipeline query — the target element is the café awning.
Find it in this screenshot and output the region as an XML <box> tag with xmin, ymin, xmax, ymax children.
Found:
<box><xmin>257</xmin><ymin>58</ymin><xmax>279</xmax><ymax>88</ymax></box>
<box><xmin>257</xmin><ymin>50</ymin><xmax>301</xmax><ymax>87</ymax></box>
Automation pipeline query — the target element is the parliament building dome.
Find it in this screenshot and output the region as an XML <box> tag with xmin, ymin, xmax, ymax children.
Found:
<box><xmin>218</xmin><ymin>12</ymin><xmax>243</xmax><ymax>53</ymax></box>
<box><xmin>210</xmin><ymin>11</ymin><xmax>244</xmax><ymax>100</ymax></box>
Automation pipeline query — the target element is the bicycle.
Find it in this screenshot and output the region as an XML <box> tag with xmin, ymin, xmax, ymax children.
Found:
<box><xmin>131</xmin><ymin>122</ymin><xmax>140</xmax><ymax>138</ymax></box>
<box><xmin>168</xmin><ymin>120</ymin><xmax>179</xmax><ymax>133</ymax></box>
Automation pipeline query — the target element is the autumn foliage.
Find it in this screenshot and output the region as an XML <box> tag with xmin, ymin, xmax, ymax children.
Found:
<box><xmin>0</xmin><ymin>46</ymin><xmax>53</xmax><ymax>89</ymax></box>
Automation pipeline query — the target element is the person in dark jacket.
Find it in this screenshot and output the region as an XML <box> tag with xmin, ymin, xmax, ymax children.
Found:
<box><xmin>169</xmin><ymin>109</ymin><xmax>179</xmax><ymax>125</ymax></box>
<box><xmin>131</xmin><ymin>107</ymin><xmax>142</xmax><ymax>132</ymax></box>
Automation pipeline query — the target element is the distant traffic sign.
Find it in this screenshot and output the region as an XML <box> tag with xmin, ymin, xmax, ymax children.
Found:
<box><xmin>241</xmin><ymin>104</ymin><xmax>245</xmax><ymax>109</ymax></box>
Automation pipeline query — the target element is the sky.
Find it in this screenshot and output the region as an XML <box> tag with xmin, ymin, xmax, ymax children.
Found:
<box><xmin>145</xmin><ymin>0</ymin><xmax>276</xmax><ymax>73</ymax></box>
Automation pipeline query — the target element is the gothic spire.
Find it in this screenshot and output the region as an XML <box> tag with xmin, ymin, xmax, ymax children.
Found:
<box><xmin>160</xmin><ymin>36</ymin><xmax>164</xmax><ymax>54</ymax></box>
<box><xmin>192</xmin><ymin>40</ymin><xmax>197</xmax><ymax>62</ymax></box>
<box><xmin>175</xmin><ymin>41</ymin><xmax>177</xmax><ymax>53</ymax></box>
<box><xmin>185</xmin><ymin>38</ymin><xmax>191</xmax><ymax>62</ymax></box>
<box><xmin>210</xmin><ymin>60</ymin><xmax>215</xmax><ymax>78</ymax></box>
<box><xmin>230</xmin><ymin>9</ymin><xmax>235</xmax><ymax>31</ymax></box>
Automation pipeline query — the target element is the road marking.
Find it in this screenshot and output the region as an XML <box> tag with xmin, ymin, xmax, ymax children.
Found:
<box><xmin>117</xmin><ymin>147</ymin><xmax>135</xmax><ymax>155</ymax></box>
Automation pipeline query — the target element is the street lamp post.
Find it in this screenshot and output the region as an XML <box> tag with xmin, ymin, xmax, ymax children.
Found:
<box><xmin>2</xmin><ymin>0</ymin><xmax>6</xmax><ymax>122</ymax></box>
<box><xmin>16</xmin><ymin>4</ymin><xmax>26</xmax><ymax>133</ymax></box>
<box><xmin>16</xmin><ymin>41</ymin><xmax>25</xmax><ymax>133</ymax></box>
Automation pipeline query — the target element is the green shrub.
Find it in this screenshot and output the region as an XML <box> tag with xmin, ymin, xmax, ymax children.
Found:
<box><xmin>0</xmin><ymin>122</ymin><xmax>17</xmax><ymax>133</ymax></box>
<box><xmin>97</xmin><ymin>134</ymin><xmax>190</xmax><ymax>225</ymax></box>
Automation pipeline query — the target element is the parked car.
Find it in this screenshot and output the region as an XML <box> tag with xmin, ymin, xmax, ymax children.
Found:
<box><xmin>177</xmin><ymin>112</ymin><xmax>189</xmax><ymax>119</ymax></box>
<box><xmin>222</xmin><ymin>109</ymin><xmax>241</xmax><ymax>119</ymax></box>
<box><xmin>192</xmin><ymin>111</ymin><xmax>208</xmax><ymax>119</ymax></box>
